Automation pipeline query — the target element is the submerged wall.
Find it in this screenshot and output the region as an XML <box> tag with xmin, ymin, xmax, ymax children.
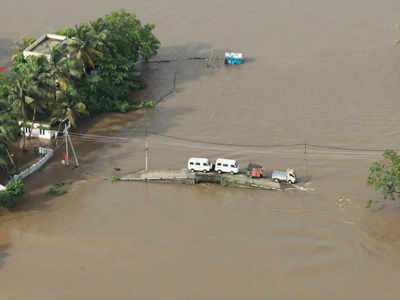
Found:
<box><xmin>12</xmin><ymin>147</ymin><xmax>54</xmax><ymax>182</ymax></box>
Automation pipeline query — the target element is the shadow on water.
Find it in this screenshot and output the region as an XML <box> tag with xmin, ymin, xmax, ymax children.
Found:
<box><xmin>0</xmin><ymin>243</ymin><xmax>10</xmax><ymax>269</ymax></box>
<box><xmin>134</xmin><ymin>42</ymin><xmax>226</xmax><ymax>102</ymax></box>
<box><xmin>11</xmin><ymin>42</ymin><xmax>223</xmax><ymax>213</ymax></box>
<box><xmin>243</xmin><ymin>56</ymin><xmax>256</xmax><ymax>64</ymax></box>
<box><xmin>0</xmin><ymin>38</ymin><xmax>14</xmax><ymax>67</ymax></box>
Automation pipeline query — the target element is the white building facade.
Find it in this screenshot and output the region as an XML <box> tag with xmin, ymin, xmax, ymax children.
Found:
<box><xmin>19</xmin><ymin>121</ymin><xmax>58</xmax><ymax>140</ymax></box>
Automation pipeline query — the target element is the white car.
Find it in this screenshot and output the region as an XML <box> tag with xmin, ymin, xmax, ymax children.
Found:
<box><xmin>187</xmin><ymin>157</ymin><xmax>213</xmax><ymax>173</ymax></box>
<box><xmin>214</xmin><ymin>158</ymin><xmax>240</xmax><ymax>174</ymax></box>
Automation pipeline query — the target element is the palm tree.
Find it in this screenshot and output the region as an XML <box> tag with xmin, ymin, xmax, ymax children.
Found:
<box><xmin>11</xmin><ymin>36</ymin><xmax>36</xmax><ymax>62</ymax></box>
<box><xmin>24</xmin><ymin>56</ymin><xmax>52</xmax><ymax>122</ymax></box>
<box><xmin>5</xmin><ymin>69</ymin><xmax>44</xmax><ymax>149</ymax></box>
<box><xmin>67</xmin><ymin>25</ymin><xmax>103</xmax><ymax>74</ymax></box>
<box><xmin>51</xmin><ymin>87</ymin><xmax>88</xmax><ymax>127</ymax></box>
<box><xmin>0</xmin><ymin>99</ymin><xmax>19</xmax><ymax>168</ymax></box>
<box><xmin>48</xmin><ymin>44</ymin><xmax>82</xmax><ymax>102</ymax></box>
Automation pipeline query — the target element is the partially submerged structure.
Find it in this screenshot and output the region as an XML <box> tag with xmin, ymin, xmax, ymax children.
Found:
<box><xmin>23</xmin><ymin>34</ymin><xmax>67</xmax><ymax>60</ymax></box>
<box><xmin>225</xmin><ymin>52</ymin><xmax>244</xmax><ymax>65</ymax></box>
<box><xmin>119</xmin><ymin>168</ymin><xmax>281</xmax><ymax>190</ymax></box>
<box><xmin>19</xmin><ymin>121</ymin><xmax>59</xmax><ymax>140</ymax></box>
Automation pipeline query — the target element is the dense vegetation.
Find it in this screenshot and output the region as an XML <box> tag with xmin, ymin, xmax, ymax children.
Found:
<box><xmin>0</xmin><ymin>9</ymin><xmax>159</xmax><ymax>169</ymax></box>
<box><xmin>367</xmin><ymin>150</ymin><xmax>400</xmax><ymax>206</ymax></box>
<box><xmin>0</xmin><ymin>179</ymin><xmax>24</xmax><ymax>208</ymax></box>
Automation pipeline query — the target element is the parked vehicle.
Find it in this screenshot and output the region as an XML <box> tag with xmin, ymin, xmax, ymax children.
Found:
<box><xmin>272</xmin><ymin>169</ymin><xmax>297</xmax><ymax>184</ymax></box>
<box><xmin>187</xmin><ymin>157</ymin><xmax>213</xmax><ymax>173</ymax></box>
<box><xmin>247</xmin><ymin>163</ymin><xmax>263</xmax><ymax>178</ymax></box>
<box><xmin>215</xmin><ymin>158</ymin><xmax>240</xmax><ymax>174</ymax></box>
<box><xmin>224</xmin><ymin>52</ymin><xmax>244</xmax><ymax>65</ymax></box>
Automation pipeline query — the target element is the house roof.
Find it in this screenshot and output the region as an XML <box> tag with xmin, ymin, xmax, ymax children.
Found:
<box><xmin>0</xmin><ymin>66</ymin><xmax>7</xmax><ymax>73</ymax></box>
<box><xmin>23</xmin><ymin>34</ymin><xmax>67</xmax><ymax>59</ymax></box>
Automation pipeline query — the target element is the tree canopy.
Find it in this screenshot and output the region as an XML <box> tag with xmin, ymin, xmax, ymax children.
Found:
<box><xmin>367</xmin><ymin>150</ymin><xmax>400</xmax><ymax>201</ymax></box>
<box><xmin>0</xmin><ymin>9</ymin><xmax>159</xmax><ymax>170</ymax></box>
<box><xmin>55</xmin><ymin>9</ymin><xmax>160</xmax><ymax>114</ymax></box>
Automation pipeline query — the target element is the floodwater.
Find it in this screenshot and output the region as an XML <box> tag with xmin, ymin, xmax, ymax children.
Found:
<box><xmin>1</xmin><ymin>0</ymin><xmax>400</xmax><ymax>299</ymax></box>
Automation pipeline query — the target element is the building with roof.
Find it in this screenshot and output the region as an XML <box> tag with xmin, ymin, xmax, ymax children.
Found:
<box><xmin>23</xmin><ymin>34</ymin><xmax>67</xmax><ymax>60</ymax></box>
<box><xmin>19</xmin><ymin>121</ymin><xmax>59</xmax><ymax>140</ymax></box>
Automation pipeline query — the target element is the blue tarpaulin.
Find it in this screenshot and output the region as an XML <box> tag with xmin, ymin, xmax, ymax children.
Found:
<box><xmin>225</xmin><ymin>52</ymin><xmax>244</xmax><ymax>65</ymax></box>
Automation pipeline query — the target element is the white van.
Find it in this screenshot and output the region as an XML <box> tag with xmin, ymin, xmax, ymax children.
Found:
<box><xmin>187</xmin><ymin>157</ymin><xmax>213</xmax><ymax>173</ymax></box>
<box><xmin>214</xmin><ymin>158</ymin><xmax>240</xmax><ymax>174</ymax></box>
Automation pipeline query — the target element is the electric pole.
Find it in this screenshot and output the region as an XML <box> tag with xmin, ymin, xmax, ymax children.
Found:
<box><xmin>64</xmin><ymin>122</ymin><xmax>79</xmax><ymax>167</ymax></box>
<box><xmin>68</xmin><ymin>134</ymin><xmax>79</xmax><ymax>167</ymax></box>
<box><xmin>65</xmin><ymin>124</ymin><xmax>69</xmax><ymax>166</ymax></box>
<box><xmin>145</xmin><ymin>127</ymin><xmax>149</xmax><ymax>171</ymax></box>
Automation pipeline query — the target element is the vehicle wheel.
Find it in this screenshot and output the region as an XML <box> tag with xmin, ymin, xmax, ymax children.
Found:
<box><xmin>218</xmin><ymin>170</ymin><xmax>222</xmax><ymax>174</ymax></box>
<box><xmin>191</xmin><ymin>169</ymin><xmax>195</xmax><ymax>173</ymax></box>
<box><xmin>273</xmin><ymin>178</ymin><xmax>279</xmax><ymax>183</ymax></box>
<box><xmin>203</xmin><ymin>170</ymin><xmax>207</xmax><ymax>173</ymax></box>
<box><xmin>288</xmin><ymin>180</ymin><xmax>293</xmax><ymax>184</ymax></box>
<box><xmin>230</xmin><ymin>171</ymin><xmax>235</xmax><ymax>175</ymax></box>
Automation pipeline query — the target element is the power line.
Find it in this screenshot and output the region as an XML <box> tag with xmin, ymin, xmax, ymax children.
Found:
<box><xmin>308</xmin><ymin>144</ymin><xmax>394</xmax><ymax>152</ymax></box>
<box><xmin>68</xmin><ymin>130</ymin><xmax>398</xmax><ymax>153</ymax></box>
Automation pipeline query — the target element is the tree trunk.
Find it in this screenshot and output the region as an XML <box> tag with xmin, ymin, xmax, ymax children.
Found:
<box><xmin>32</xmin><ymin>106</ymin><xmax>37</xmax><ymax>123</ymax></box>
<box><xmin>22</xmin><ymin>99</ymin><xmax>26</xmax><ymax>151</ymax></box>
<box><xmin>6</xmin><ymin>149</ymin><xmax>15</xmax><ymax>167</ymax></box>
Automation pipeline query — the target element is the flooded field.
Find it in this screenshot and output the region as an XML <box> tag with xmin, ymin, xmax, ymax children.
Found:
<box><xmin>1</xmin><ymin>0</ymin><xmax>400</xmax><ymax>299</ymax></box>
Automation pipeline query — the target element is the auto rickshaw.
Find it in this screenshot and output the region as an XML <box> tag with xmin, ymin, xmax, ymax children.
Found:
<box><xmin>247</xmin><ymin>163</ymin><xmax>263</xmax><ymax>178</ymax></box>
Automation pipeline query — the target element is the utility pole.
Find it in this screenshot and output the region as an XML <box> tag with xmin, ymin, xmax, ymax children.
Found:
<box><xmin>68</xmin><ymin>134</ymin><xmax>79</xmax><ymax>167</ymax></box>
<box><xmin>63</xmin><ymin>122</ymin><xmax>79</xmax><ymax>167</ymax></box>
<box><xmin>65</xmin><ymin>124</ymin><xmax>69</xmax><ymax>166</ymax></box>
<box><xmin>304</xmin><ymin>142</ymin><xmax>308</xmax><ymax>181</ymax></box>
<box><xmin>145</xmin><ymin>127</ymin><xmax>149</xmax><ymax>171</ymax></box>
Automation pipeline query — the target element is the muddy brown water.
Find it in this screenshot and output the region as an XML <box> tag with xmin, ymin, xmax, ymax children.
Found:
<box><xmin>1</xmin><ymin>0</ymin><xmax>400</xmax><ymax>299</ymax></box>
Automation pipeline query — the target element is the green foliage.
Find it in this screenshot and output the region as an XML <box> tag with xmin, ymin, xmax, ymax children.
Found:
<box><xmin>0</xmin><ymin>190</ymin><xmax>13</xmax><ymax>208</ymax></box>
<box><xmin>0</xmin><ymin>9</ymin><xmax>159</xmax><ymax>174</ymax></box>
<box><xmin>139</xmin><ymin>100</ymin><xmax>155</xmax><ymax>108</ymax></box>
<box><xmin>11</xmin><ymin>37</ymin><xmax>36</xmax><ymax>61</ymax></box>
<box><xmin>395</xmin><ymin>24</ymin><xmax>400</xmax><ymax>46</ymax></box>
<box><xmin>55</xmin><ymin>10</ymin><xmax>157</xmax><ymax>116</ymax></box>
<box><xmin>46</xmin><ymin>186</ymin><xmax>67</xmax><ymax>196</ymax></box>
<box><xmin>367</xmin><ymin>150</ymin><xmax>400</xmax><ymax>201</ymax></box>
<box><xmin>365</xmin><ymin>199</ymin><xmax>372</xmax><ymax>208</ymax></box>
<box><xmin>0</xmin><ymin>98</ymin><xmax>19</xmax><ymax>168</ymax></box>
<box><xmin>111</xmin><ymin>175</ymin><xmax>120</xmax><ymax>182</ymax></box>
<box><xmin>46</xmin><ymin>180</ymin><xmax>74</xmax><ymax>196</ymax></box>
<box><xmin>0</xmin><ymin>179</ymin><xmax>24</xmax><ymax>208</ymax></box>
<box><xmin>51</xmin><ymin>86</ymin><xmax>88</xmax><ymax>127</ymax></box>
<box><xmin>4</xmin><ymin>9</ymin><xmax>159</xmax><ymax>119</ymax></box>
<box><xmin>6</xmin><ymin>179</ymin><xmax>24</xmax><ymax>198</ymax></box>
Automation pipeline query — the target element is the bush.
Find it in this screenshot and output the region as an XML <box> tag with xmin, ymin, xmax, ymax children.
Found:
<box><xmin>6</xmin><ymin>179</ymin><xmax>24</xmax><ymax>198</ymax></box>
<box><xmin>0</xmin><ymin>190</ymin><xmax>13</xmax><ymax>208</ymax></box>
<box><xmin>0</xmin><ymin>179</ymin><xmax>24</xmax><ymax>208</ymax></box>
<box><xmin>139</xmin><ymin>100</ymin><xmax>155</xmax><ymax>109</ymax></box>
<box><xmin>367</xmin><ymin>149</ymin><xmax>400</xmax><ymax>202</ymax></box>
<box><xmin>46</xmin><ymin>185</ymin><xmax>67</xmax><ymax>196</ymax></box>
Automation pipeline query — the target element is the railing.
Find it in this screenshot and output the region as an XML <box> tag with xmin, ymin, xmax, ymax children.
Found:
<box><xmin>12</xmin><ymin>147</ymin><xmax>54</xmax><ymax>182</ymax></box>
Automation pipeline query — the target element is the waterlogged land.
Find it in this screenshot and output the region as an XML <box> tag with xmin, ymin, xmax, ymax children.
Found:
<box><xmin>1</xmin><ymin>0</ymin><xmax>400</xmax><ymax>299</ymax></box>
